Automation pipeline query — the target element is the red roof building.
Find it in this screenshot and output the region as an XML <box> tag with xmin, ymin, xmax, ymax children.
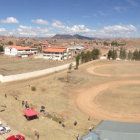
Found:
<box><xmin>43</xmin><ymin>47</ymin><xmax>72</xmax><ymax>61</ymax></box>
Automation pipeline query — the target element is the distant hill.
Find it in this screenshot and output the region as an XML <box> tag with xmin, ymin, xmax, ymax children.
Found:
<box><xmin>52</xmin><ymin>34</ymin><xmax>96</xmax><ymax>40</ymax></box>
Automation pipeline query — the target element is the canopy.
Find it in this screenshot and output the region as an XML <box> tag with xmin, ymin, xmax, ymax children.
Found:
<box><xmin>23</xmin><ymin>108</ymin><xmax>38</xmax><ymax>117</ymax></box>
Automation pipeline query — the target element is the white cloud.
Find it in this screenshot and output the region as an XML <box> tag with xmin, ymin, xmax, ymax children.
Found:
<box><xmin>16</xmin><ymin>25</ymin><xmax>49</xmax><ymax>37</ymax></box>
<box><xmin>0</xmin><ymin>28</ymin><xmax>6</xmax><ymax>32</ymax></box>
<box><xmin>52</xmin><ymin>20</ymin><xmax>66</xmax><ymax>29</ymax></box>
<box><xmin>1</xmin><ymin>17</ymin><xmax>19</xmax><ymax>24</ymax></box>
<box><xmin>32</xmin><ymin>19</ymin><xmax>49</xmax><ymax>25</ymax></box>
<box><xmin>66</xmin><ymin>25</ymin><xmax>91</xmax><ymax>33</ymax></box>
<box><xmin>90</xmin><ymin>25</ymin><xmax>137</xmax><ymax>38</ymax></box>
<box><xmin>0</xmin><ymin>18</ymin><xmax>137</xmax><ymax>38</ymax></box>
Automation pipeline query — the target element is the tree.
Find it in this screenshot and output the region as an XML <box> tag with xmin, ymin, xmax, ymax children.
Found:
<box><xmin>107</xmin><ymin>50</ymin><xmax>113</xmax><ymax>59</ymax></box>
<box><xmin>81</xmin><ymin>51</ymin><xmax>85</xmax><ymax>63</ymax></box>
<box><xmin>91</xmin><ymin>48</ymin><xmax>100</xmax><ymax>60</ymax></box>
<box><xmin>111</xmin><ymin>41</ymin><xmax>118</xmax><ymax>46</ymax></box>
<box><xmin>86</xmin><ymin>51</ymin><xmax>92</xmax><ymax>61</ymax></box>
<box><xmin>8</xmin><ymin>41</ymin><xmax>13</xmax><ymax>45</ymax></box>
<box><xmin>104</xmin><ymin>41</ymin><xmax>108</xmax><ymax>46</ymax></box>
<box><xmin>75</xmin><ymin>54</ymin><xmax>80</xmax><ymax>69</ymax></box>
<box><xmin>119</xmin><ymin>47</ymin><xmax>127</xmax><ymax>59</ymax></box>
<box><xmin>112</xmin><ymin>49</ymin><xmax>117</xmax><ymax>60</ymax></box>
<box><xmin>133</xmin><ymin>49</ymin><xmax>139</xmax><ymax>60</ymax></box>
<box><xmin>128</xmin><ymin>50</ymin><xmax>133</xmax><ymax>60</ymax></box>
<box><xmin>0</xmin><ymin>46</ymin><xmax>4</xmax><ymax>52</ymax></box>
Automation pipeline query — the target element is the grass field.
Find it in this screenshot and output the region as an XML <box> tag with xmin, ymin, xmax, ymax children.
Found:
<box><xmin>0</xmin><ymin>55</ymin><xmax>73</xmax><ymax>75</ymax></box>
<box><xmin>0</xmin><ymin>60</ymin><xmax>140</xmax><ymax>139</ymax></box>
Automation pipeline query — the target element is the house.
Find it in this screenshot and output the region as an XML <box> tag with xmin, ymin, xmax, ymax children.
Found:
<box><xmin>67</xmin><ymin>46</ymin><xmax>85</xmax><ymax>56</ymax></box>
<box><xmin>82</xmin><ymin>120</ymin><xmax>140</xmax><ymax>140</ymax></box>
<box><xmin>4</xmin><ymin>46</ymin><xmax>37</xmax><ymax>57</ymax></box>
<box><xmin>43</xmin><ymin>47</ymin><xmax>72</xmax><ymax>61</ymax></box>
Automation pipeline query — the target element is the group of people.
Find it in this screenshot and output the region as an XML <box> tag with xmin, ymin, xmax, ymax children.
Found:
<box><xmin>22</xmin><ymin>100</ymin><xmax>29</xmax><ymax>109</ymax></box>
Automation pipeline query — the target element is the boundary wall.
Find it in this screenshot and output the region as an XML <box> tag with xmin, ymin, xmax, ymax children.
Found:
<box><xmin>0</xmin><ymin>62</ymin><xmax>75</xmax><ymax>83</ymax></box>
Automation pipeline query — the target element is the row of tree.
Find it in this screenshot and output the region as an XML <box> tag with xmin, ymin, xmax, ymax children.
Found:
<box><xmin>104</xmin><ymin>41</ymin><xmax>126</xmax><ymax>47</ymax></box>
<box><xmin>75</xmin><ymin>48</ymin><xmax>100</xmax><ymax>69</ymax></box>
<box><xmin>107</xmin><ymin>48</ymin><xmax>140</xmax><ymax>61</ymax></box>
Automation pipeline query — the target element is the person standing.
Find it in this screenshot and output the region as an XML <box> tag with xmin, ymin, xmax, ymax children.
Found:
<box><xmin>37</xmin><ymin>131</ymin><xmax>39</xmax><ymax>139</ymax></box>
<box><xmin>74</xmin><ymin>121</ymin><xmax>77</xmax><ymax>126</ymax></box>
<box><xmin>22</xmin><ymin>101</ymin><xmax>24</xmax><ymax>107</ymax></box>
<box><xmin>5</xmin><ymin>94</ymin><xmax>7</xmax><ymax>98</ymax></box>
<box><xmin>76</xmin><ymin>134</ymin><xmax>79</xmax><ymax>140</ymax></box>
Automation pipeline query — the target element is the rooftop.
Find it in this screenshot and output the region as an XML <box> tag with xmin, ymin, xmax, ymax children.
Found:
<box><xmin>43</xmin><ymin>47</ymin><xmax>67</xmax><ymax>53</ymax></box>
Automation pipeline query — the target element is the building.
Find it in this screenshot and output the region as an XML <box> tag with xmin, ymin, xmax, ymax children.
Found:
<box><xmin>67</xmin><ymin>46</ymin><xmax>85</xmax><ymax>57</ymax></box>
<box><xmin>4</xmin><ymin>46</ymin><xmax>37</xmax><ymax>57</ymax></box>
<box><xmin>43</xmin><ymin>47</ymin><xmax>72</xmax><ymax>61</ymax></box>
<box><xmin>82</xmin><ymin>120</ymin><xmax>140</xmax><ymax>140</ymax></box>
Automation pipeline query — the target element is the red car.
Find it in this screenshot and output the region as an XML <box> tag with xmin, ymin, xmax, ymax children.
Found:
<box><xmin>6</xmin><ymin>134</ymin><xmax>25</xmax><ymax>140</ymax></box>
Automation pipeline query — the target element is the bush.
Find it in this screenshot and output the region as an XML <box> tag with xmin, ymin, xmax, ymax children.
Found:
<box><xmin>31</xmin><ymin>86</ymin><xmax>36</xmax><ymax>91</ymax></box>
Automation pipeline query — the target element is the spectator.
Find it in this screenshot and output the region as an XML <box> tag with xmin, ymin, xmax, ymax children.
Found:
<box><xmin>34</xmin><ymin>130</ymin><xmax>37</xmax><ymax>136</ymax></box>
<box><xmin>25</xmin><ymin>101</ymin><xmax>28</xmax><ymax>109</ymax></box>
<box><xmin>22</xmin><ymin>101</ymin><xmax>24</xmax><ymax>107</ymax></box>
<box><xmin>89</xmin><ymin>126</ymin><xmax>92</xmax><ymax>132</ymax></box>
<box><xmin>5</xmin><ymin>94</ymin><xmax>7</xmax><ymax>98</ymax></box>
<box><xmin>62</xmin><ymin>124</ymin><xmax>65</xmax><ymax>128</ymax></box>
<box><xmin>37</xmin><ymin>132</ymin><xmax>39</xmax><ymax>139</ymax></box>
<box><xmin>74</xmin><ymin>121</ymin><xmax>77</xmax><ymax>126</ymax></box>
<box><xmin>76</xmin><ymin>134</ymin><xmax>80</xmax><ymax>140</ymax></box>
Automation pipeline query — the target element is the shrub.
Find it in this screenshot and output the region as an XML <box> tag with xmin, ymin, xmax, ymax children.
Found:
<box><xmin>31</xmin><ymin>86</ymin><xmax>36</xmax><ymax>91</ymax></box>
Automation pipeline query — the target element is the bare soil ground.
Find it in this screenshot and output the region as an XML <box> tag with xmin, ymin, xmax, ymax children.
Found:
<box><xmin>76</xmin><ymin>60</ymin><xmax>140</xmax><ymax>122</ymax></box>
<box><xmin>0</xmin><ymin>55</ymin><xmax>73</xmax><ymax>75</ymax></box>
<box><xmin>1</xmin><ymin>60</ymin><xmax>140</xmax><ymax>140</ymax></box>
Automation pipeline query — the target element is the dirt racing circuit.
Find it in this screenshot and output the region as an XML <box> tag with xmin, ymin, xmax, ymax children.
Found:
<box><xmin>76</xmin><ymin>63</ymin><xmax>140</xmax><ymax>122</ymax></box>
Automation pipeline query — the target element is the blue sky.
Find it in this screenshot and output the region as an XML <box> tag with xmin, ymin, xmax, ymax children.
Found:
<box><xmin>0</xmin><ymin>0</ymin><xmax>139</xmax><ymax>38</ymax></box>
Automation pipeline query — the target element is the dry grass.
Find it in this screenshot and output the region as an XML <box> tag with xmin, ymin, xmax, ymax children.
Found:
<box><xmin>0</xmin><ymin>55</ymin><xmax>73</xmax><ymax>75</ymax></box>
<box><xmin>95</xmin><ymin>84</ymin><xmax>140</xmax><ymax>114</ymax></box>
<box><xmin>0</xmin><ymin>60</ymin><xmax>140</xmax><ymax>139</ymax></box>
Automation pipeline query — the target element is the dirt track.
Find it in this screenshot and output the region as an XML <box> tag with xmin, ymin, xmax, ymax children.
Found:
<box><xmin>87</xmin><ymin>63</ymin><xmax>140</xmax><ymax>77</ymax></box>
<box><xmin>76</xmin><ymin>64</ymin><xmax>140</xmax><ymax>122</ymax></box>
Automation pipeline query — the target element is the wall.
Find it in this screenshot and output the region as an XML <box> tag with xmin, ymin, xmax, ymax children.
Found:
<box><xmin>0</xmin><ymin>62</ymin><xmax>75</xmax><ymax>83</ymax></box>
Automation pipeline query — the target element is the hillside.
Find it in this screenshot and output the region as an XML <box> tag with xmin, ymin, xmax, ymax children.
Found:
<box><xmin>52</xmin><ymin>34</ymin><xmax>96</xmax><ymax>40</ymax></box>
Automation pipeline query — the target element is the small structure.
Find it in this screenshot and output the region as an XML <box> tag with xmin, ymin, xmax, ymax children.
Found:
<box><xmin>82</xmin><ymin>120</ymin><xmax>140</xmax><ymax>140</ymax></box>
<box><xmin>23</xmin><ymin>108</ymin><xmax>38</xmax><ymax>120</ymax></box>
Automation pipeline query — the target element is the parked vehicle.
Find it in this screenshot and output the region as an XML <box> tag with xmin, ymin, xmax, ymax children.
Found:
<box><xmin>0</xmin><ymin>126</ymin><xmax>6</xmax><ymax>135</ymax></box>
<box><xmin>0</xmin><ymin>126</ymin><xmax>11</xmax><ymax>134</ymax></box>
<box><xmin>4</xmin><ymin>126</ymin><xmax>11</xmax><ymax>132</ymax></box>
<box><xmin>6</xmin><ymin>134</ymin><xmax>25</xmax><ymax>140</ymax></box>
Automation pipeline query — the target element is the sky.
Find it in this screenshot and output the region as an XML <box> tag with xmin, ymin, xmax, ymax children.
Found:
<box><xmin>0</xmin><ymin>0</ymin><xmax>140</xmax><ymax>38</ymax></box>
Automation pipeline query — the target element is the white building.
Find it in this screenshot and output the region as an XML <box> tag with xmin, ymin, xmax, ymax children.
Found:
<box><xmin>4</xmin><ymin>46</ymin><xmax>37</xmax><ymax>57</ymax></box>
<box><xmin>67</xmin><ymin>46</ymin><xmax>85</xmax><ymax>56</ymax></box>
<box><xmin>43</xmin><ymin>47</ymin><xmax>72</xmax><ymax>61</ymax></box>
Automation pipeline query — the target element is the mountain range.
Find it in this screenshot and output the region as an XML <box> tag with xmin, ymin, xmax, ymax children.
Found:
<box><xmin>51</xmin><ymin>34</ymin><xmax>97</xmax><ymax>40</ymax></box>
